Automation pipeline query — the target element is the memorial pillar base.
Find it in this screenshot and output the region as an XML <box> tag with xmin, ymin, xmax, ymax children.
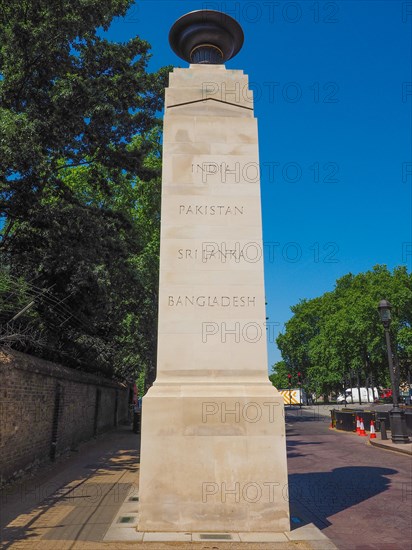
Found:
<box><xmin>138</xmin><ymin>380</ymin><xmax>290</xmax><ymax>533</ymax></box>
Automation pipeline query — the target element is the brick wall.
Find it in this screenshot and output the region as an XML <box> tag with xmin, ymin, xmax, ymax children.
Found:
<box><xmin>0</xmin><ymin>350</ymin><xmax>131</xmax><ymax>484</ymax></box>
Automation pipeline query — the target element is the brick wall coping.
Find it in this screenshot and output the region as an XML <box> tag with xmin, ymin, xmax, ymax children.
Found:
<box><xmin>0</xmin><ymin>349</ymin><xmax>127</xmax><ymax>390</ymax></box>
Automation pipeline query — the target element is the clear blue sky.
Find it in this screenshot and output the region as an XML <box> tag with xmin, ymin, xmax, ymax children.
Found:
<box><xmin>107</xmin><ymin>1</ymin><xmax>411</xmax><ymax>369</ymax></box>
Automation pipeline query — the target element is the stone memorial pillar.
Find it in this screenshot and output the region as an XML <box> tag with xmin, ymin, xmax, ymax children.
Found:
<box><xmin>138</xmin><ymin>10</ymin><xmax>290</xmax><ymax>533</ymax></box>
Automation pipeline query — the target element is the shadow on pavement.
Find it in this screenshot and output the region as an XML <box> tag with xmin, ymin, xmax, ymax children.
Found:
<box><xmin>0</xmin><ymin>426</ymin><xmax>140</xmax><ymax>548</ymax></box>
<box><xmin>287</xmin><ymin>439</ymin><xmax>323</xmax><ymax>459</ymax></box>
<box><xmin>288</xmin><ymin>466</ymin><xmax>397</xmax><ymax>530</ymax></box>
<box><xmin>285</xmin><ymin>411</ymin><xmax>332</xmax><ymax>424</ymax></box>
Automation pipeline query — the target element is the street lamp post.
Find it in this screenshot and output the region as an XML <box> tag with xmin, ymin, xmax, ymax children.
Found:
<box><xmin>287</xmin><ymin>373</ymin><xmax>292</xmax><ymax>407</ymax></box>
<box><xmin>356</xmin><ymin>368</ymin><xmax>362</xmax><ymax>405</ymax></box>
<box><xmin>298</xmin><ymin>372</ymin><xmax>302</xmax><ymax>408</ymax></box>
<box><xmin>377</xmin><ymin>299</ymin><xmax>409</xmax><ymax>444</ymax></box>
<box><xmin>349</xmin><ymin>371</ymin><xmax>354</xmax><ymax>404</ymax></box>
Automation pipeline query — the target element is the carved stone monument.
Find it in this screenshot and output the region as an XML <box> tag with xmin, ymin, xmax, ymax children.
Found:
<box><xmin>138</xmin><ymin>10</ymin><xmax>290</xmax><ymax>533</ymax></box>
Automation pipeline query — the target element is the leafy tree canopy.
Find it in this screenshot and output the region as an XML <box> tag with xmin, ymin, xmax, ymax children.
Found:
<box><xmin>274</xmin><ymin>265</ymin><xmax>412</xmax><ymax>398</ymax></box>
<box><xmin>0</xmin><ymin>0</ymin><xmax>168</xmax><ymax>224</ymax></box>
<box><xmin>269</xmin><ymin>360</ymin><xmax>290</xmax><ymax>389</ymax></box>
<box><xmin>0</xmin><ymin>1</ymin><xmax>170</xmax><ymax>381</ymax></box>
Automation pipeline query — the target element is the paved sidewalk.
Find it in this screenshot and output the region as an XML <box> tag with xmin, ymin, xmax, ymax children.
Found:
<box><xmin>1</xmin><ymin>426</ymin><xmax>140</xmax><ymax>549</ymax></box>
<box><xmin>369</xmin><ymin>434</ymin><xmax>412</xmax><ymax>455</ymax></box>
<box><xmin>1</xmin><ymin>424</ymin><xmax>336</xmax><ymax>550</ymax></box>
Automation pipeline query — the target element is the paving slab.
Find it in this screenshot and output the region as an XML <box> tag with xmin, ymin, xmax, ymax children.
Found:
<box><xmin>113</xmin><ymin>514</ymin><xmax>138</xmax><ymax>527</ymax></box>
<box><xmin>192</xmin><ymin>532</ymin><xmax>241</xmax><ymax>542</ymax></box>
<box><xmin>286</xmin><ymin>525</ymin><xmax>330</xmax><ymax>541</ymax></box>
<box><xmin>143</xmin><ymin>532</ymin><xmax>192</xmax><ymax>542</ymax></box>
<box><xmin>103</xmin><ymin>527</ymin><xmax>144</xmax><ymax>542</ymax></box>
<box><xmin>238</xmin><ymin>531</ymin><xmax>289</xmax><ymax>542</ymax></box>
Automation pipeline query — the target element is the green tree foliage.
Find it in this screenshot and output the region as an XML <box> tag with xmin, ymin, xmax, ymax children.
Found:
<box><xmin>0</xmin><ymin>268</ymin><xmax>41</xmax><ymax>347</ymax></box>
<box><xmin>269</xmin><ymin>360</ymin><xmax>290</xmax><ymax>389</ymax></box>
<box><xmin>0</xmin><ymin>0</ymin><xmax>168</xmax><ymax>225</ymax></box>
<box><xmin>0</xmin><ymin>1</ymin><xmax>169</xmax><ymax>379</ymax></box>
<box><xmin>276</xmin><ymin>266</ymin><xmax>412</xmax><ymax>398</ymax></box>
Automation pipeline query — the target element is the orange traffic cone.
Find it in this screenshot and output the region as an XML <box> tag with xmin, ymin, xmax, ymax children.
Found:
<box><xmin>359</xmin><ymin>417</ymin><xmax>367</xmax><ymax>436</ymax></box>
<box><xmin>356</xmin><ymin>416</ymin><xmax>361</xmax><ymax>434</ymax></box>
<box><xmin>369</xmin><ymin>420</ymin><xmax>377</xmax><ymax>439</ymax></box>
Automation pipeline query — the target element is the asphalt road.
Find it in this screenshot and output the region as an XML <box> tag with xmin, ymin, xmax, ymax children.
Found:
<box><xmin>286</xmin><ymin>406</ymin><xmax>412</xmax><ymax>550</ymax></box>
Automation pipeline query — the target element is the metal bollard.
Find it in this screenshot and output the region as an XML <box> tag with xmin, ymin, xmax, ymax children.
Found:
<box><xmin>379</xmin><ymin>418</ymin><xmax>388</xmax><ymax>440</ymax></box>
